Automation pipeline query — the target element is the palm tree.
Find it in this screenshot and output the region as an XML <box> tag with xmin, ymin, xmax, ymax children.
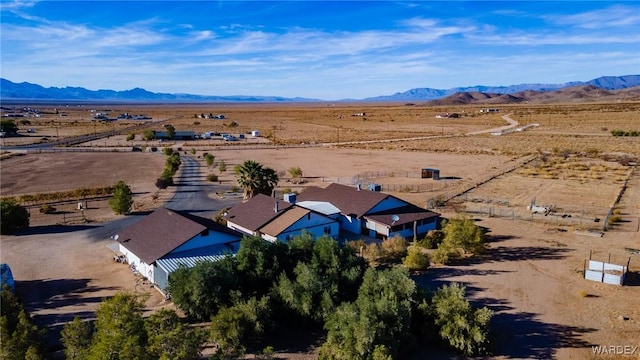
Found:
<box><xmin>236</xmin><ymin>160</ymin><xmax>279</xmax><ymax>200</ymax></box>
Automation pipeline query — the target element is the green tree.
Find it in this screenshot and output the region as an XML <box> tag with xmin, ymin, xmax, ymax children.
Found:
<box><xmin>320</xmin><ymin>267</ymin><xmax>416</xmax><ymax>360</ymax></box>
<box><xmin>167</xmin><ymin>257</ymin><xmax>239</xmax><ymax>321</ymax></box>
<box><xmin>165</xmin><ymin>153</ymin><xmax>182</xmax><ymax>174</ymax></box>
<box><xmin>433</xmin><ymin>214</ymin><xmax>485</xmax><ymax>264</ymax></box>
<box><xmin>0</xmin><ymin>311</ymin><xmax>45</xmax><ymax>360</ymax></box>
<box><xmin>142</xmin><ymin>129</ymin><xmax>156</xmax><ymax>141</ymax></box>
<box><xmin>88</xmin><ymin>292</ymin><xmax>148</xmax><ymax>360</ymax></box>
<box><xmin>209</xmin><ymin>296</ymin><xmax>271</xmax><ymax>355</ymax></box>
<box><xmin>235</xmin><ymin>235</ymin><xmax>288</xmax><ymax>297</ymax></box>
<box><xmin>287</xmin><ymin>166</ymin><xmax>303</xmax><ymax>184</ymax></box>
<box><xmin>277</xmin><ymin>234</ymin><xmax>366</xmax><ymax>324</ymax></box>
<box><xmin>1</xmin><ymin>288</ymin><xmax>46</xmax><ymax>360</ymax></box>
<box><xmin>0</xmin><ymin>119</ymin><xmax>18</xmax><ymax>135</ymax></box>
<box><xmin>204</xmin><ymin>153</ymin><xmax>215</xmax><ymax>167</ymax></box>
<box><xmin>108</xmin><ymin>181</ymin><xmax>133</xmax><ymax>215</ymax></box>
<box><xmin>61</xmin><ymin>316</ymin><xmax>92</xmax><ymax>359</ymax></box>
<box><xmin>235</xmin><ymin>160</ymin><xmax>279</xmax><ymax>200</ymax></box>
<box><xmin>431</xmin><ymin>283</ymin><xmax>492</xmax><ymax>356</ymax></box>
<box><xmin>1</xmin><ymin>199</ymin><xmax>30</xmax><ymax>234</ymax></box>
<box><xmin>145</xmin><ymin>308</ymin><xmax>206</xmax><ymax>360</ymax></box>
<box><xmin>218</xmin><ymin>160</ymin><xmax>227</xmax><ymax>173</ymax></box>
<box><xmin>164</xmin><ymin>125</ymin><xmax>176</xmax><ymax>139</ymax></box>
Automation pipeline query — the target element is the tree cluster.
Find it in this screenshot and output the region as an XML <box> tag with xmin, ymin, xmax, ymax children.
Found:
<box><xmin>1</xmin><ymin>286</ymin><xmax>46</xmax><ymax>359</ymax></box>
<box><xmin>168</xmin><ymin>232</ymin><xmax>493</xmax><ymax>358</ymax></box>
<box><xmin>60</xmin><ymin>292</ymin><xmax>207</xmax><ymax>360</ymax></box>
<box><xmin>156</xmin><ymin>150</ymin><xmax>182</xmax><ymax>189</ymax></box>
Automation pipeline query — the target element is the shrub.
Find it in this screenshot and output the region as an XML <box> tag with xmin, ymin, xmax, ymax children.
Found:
<box><xmin>403</xmin><ymin>246</ymin><xmax>430</xmax><ymax>271</ymax></box>
<box><xmin>39</xmin><ymin>204</ymin><xmax>56</xmax><ymax>214</ymax></box>
<box><xmin>163</xmin><ymin>147</ymin><xmax>174</xmax><ymax>156</ymax></box>
<box><xmin>126</xmin><ymin>133</ymin><xmax>135</xmax><ymax>141</ymax></box>
<box><xmin>419</xmin><ymin>230</ymin><xmax>445</xmax><ymax>249</ymax></box>
<box><xmin>204</xmin><ymin>153</ymin><xmax>214</xmax><ymax>167</ymax></box>
<box><xmin>380</xmin><ymin>235</ymin><xmax>408</xmax><ymax>262</ymax></box>
<box><xmin>143</xmin><ymin>129</ymin><xmax>156</xmax><ymax>141</ymax></box>
<box><xmin>155</xmin><ymin>177</ymin><xmax>172</xmax><ymax>190</ymax></box>
<box><xmin>207</xmin><ymin>174</ymin><xmax>219</xmax><ymax>182</ymax></box>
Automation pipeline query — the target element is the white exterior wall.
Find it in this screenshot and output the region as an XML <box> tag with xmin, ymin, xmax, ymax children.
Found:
<box><xmin>226</xmin><ymin>221</ymin><xmax>257</xmax><ymax>237</ymax></box>
<box><xmin>119</xmin><ymin>244</ymin><xmax>155</xmax><ymax>284</ymax></box>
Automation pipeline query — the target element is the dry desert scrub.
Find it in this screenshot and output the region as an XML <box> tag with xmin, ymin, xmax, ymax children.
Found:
<box><xmin>3</xmin><ymin>102</ymin><xmax>639</xmax><ymax>157</ymax></box>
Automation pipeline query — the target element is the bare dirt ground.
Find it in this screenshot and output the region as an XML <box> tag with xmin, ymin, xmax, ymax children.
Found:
<box><xmin>1</xmin><ymin>101</ymin><xmax>639</xmax><ymax>359</ymax></box>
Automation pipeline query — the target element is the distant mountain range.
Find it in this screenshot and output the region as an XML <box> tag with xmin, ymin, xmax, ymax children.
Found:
<box><xmin>1</xmin><ymin>75</ymin><xmax>638</xmax><ymax>103</ymax></box>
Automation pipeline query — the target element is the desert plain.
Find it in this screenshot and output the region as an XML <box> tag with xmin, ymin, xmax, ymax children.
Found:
<box><xmin>1</xmin><ymin>100</ymin><xmax>639</xmax><ymax>359</ymax></box>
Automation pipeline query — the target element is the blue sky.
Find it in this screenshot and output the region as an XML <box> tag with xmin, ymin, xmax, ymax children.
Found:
<box><xmin>1</xmin><ymin>1</ymin><xmax>638</xmax><ymax>100</ymax></box>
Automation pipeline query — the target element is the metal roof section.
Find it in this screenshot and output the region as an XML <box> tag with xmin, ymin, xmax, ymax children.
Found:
<box><xmin>296</xmin><ymin>201</ymin><xmax>341</xmax><ymax>216</ymax></box>
<box><xmin>156</xmin><ymin>242</ymin><xmax>240</xmax><ymax>274</ymax></box>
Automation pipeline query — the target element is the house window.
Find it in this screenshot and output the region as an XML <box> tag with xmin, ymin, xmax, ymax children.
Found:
<box><xmin>324</xmin><ymin>226</ymin><xmax>331</xmax><ymax>234</ymax></box>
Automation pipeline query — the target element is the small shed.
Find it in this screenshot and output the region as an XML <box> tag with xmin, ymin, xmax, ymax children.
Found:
<box><xmin>421</xmin><ymin>168</ymin><xmax>440</xmax><ymax>180</ymax></box>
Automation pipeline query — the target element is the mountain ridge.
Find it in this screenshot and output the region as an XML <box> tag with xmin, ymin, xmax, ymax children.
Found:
<box><xmin>1</xmin><ymin>75</ymin><xmax>639</xmax><ymax>103</ymax></box>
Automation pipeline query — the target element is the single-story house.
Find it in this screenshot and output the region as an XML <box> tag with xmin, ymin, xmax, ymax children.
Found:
<box><xmin>296</xmin><ymin>183</ymin><xmax>440</xmax><ymax>240</ymax></box>
<box><xmin>224</xmin><ymin>183</ymin><xmax>440</xmax><ymax>242</ymax></box>
<box><xmin>116</xmin><ymin>208</ymin><xmax>243</xmax><ymax>292</ymax></box>
<box><xmin>225</xmin><ymin>193</ymin><xmax>340</xmax><ymax>242</ymax></box>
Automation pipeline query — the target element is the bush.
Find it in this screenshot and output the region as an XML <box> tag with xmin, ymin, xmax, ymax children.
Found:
<box><xmin>207</xmin><ymin>174</ymin><xmax>219</xmax><ymax>182</ymax></box>
<box><xmin>419</xmin><ymin>230</ymin><xmax>445</xmax><ymax>249</ymax></box>
<box><xmin>380</xmin><ymin>235</ymin><xmax>408</xmax><ymax>262</ymax></box>
<box><xmin>403</xmin><ymin>246</ymin><xmax>430</xmax><ymax>271</ymax></box>
<box><xmin>204</xmin><ymin>153</ymin><xmax>214</xmax><ymax>167</ymax></box>
<box><xmin>126</xmin><ymin>133</ymin><xmax>135</xmax><ymax>141</ymax></box>
<box><xmin>39</xmin><ymin>204</ymin><xmax>56</xmax><ymax>214</ymax></box>
<box><xmin>142</xmin><ymin>129</ymin><xmax>156</xmax><ymax>141</ymax></box>
<box><xmin>155</xmin><ymin>177</ymin><xmax>172</xmax><ymax>189</ymax></box>
<box><xmin>163</xmin><ymin>147</ymin><xmax>174</xmax><ymax>156</ymax></box>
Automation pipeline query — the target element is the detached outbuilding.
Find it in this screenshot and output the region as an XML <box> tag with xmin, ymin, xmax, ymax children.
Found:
<box><xmin>421</xmin><ymin>168</ymin><xmax>440</xmax><ymax>180</ymax></box>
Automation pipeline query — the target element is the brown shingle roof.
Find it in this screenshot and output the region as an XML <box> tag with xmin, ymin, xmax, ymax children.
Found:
<box><xmin>259</xmin><ymin>207</ymin><xmax>311</xmax><ymax>237</ymax></box>
<box><xmin>364</xmin><ymin>205</ymin><xmax>440</xmax><ymax>227</ymax></box>
<box><xmin>117</xmin><ymin>208</ymin><xmax>208</xmax><ymax>264</ymax></box>
<box><xmin>297</xmin><ymin>183</ymin><xmax>388</xmax><ymax>218</ymax></box>
<box><xmin>225</xmin><ymin>193</ymin><xmax>293</xmax><ymax>231</ymax></box>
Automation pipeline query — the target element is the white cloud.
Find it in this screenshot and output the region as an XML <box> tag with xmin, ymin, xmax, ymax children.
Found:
<box><xmin>545</xmin><ymin>5</ymin><xmax>640</xmax><ymax>29</ymax></box>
